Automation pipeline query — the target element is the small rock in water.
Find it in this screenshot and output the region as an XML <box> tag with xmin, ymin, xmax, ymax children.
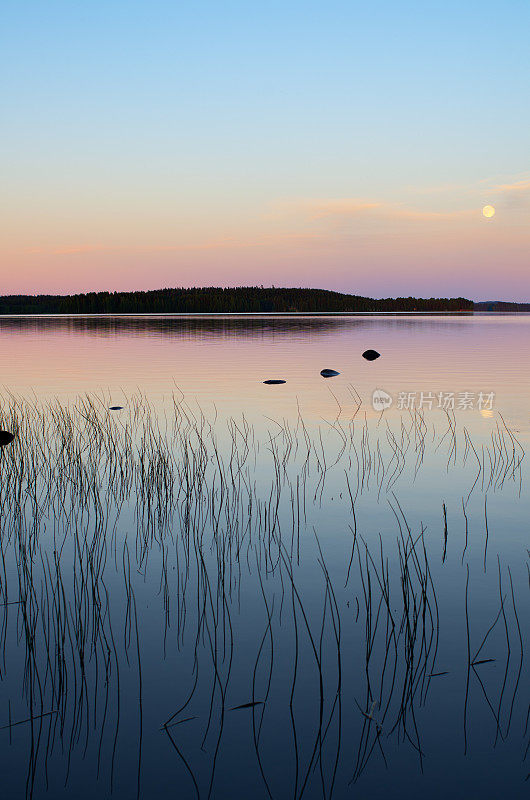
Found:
<box><xmin>263</xmin><ymin>379</ymin><xmax>286</xmax><ymax>385</ymax></box>
<box><xmin>109</xmin><ymin>406</ymin><xmax>124</xmax><ymax>410</ymax></box>
<box><xmin>362</xmin><ymin>349</ymin><xmax>380</xmax><ymax>361</ymax></box>
<box><xmin>320</xmin><ymin>368</ymin><xmax>340</xmax><ymax>378</ymax></box>
<box><xmin>0</xmin><ymin>431</ymin><xmax>15</xmax><ymax>447</ymax></box>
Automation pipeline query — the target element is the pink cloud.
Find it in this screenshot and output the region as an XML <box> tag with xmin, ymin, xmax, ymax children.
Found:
<box><xmin>282</xmin><ymin>197</ymin><xmax>475</xmax><ymax>223</ymax></box>
<box><xmin>494</xmin><ymin>177</ymin><xmax>530</xmax><ymax>193</ymax></box>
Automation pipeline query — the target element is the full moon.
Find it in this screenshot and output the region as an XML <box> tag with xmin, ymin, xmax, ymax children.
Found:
<box><xmin>482</xmin><ymin>205</ymin><xmax>496</xmax><ymax>218</ymax></box>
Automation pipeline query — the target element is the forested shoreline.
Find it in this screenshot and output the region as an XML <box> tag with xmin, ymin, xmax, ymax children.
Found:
<box><xmin>0</xmin><ymin>287</ymin><xmax>475</xmax><ymax>314</ymax></box>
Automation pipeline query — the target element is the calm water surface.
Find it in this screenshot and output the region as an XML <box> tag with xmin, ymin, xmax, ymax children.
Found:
<box><xmin>0</xmin><ymin>314</ymin><xmax>527</xmax><ymax>798</ymax></box>
<box><xmin>1</xmin><ymin>313</ymin><xmax>529</xmax><ymax>432</ymax></box>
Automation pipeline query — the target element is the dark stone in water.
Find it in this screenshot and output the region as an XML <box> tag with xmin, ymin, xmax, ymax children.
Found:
<box><xmin>362</xmin><ymin>349</ymin><xmax>380</xmax><ymax>361</ymax></box>
<box><xmin>320</xmin><ymin>369</ymin><xmax>340</xmax><ymax>378</ymax></box>
<box><xmin>0</xmin><ymin>431</ymin><xmax>15</xmax><ymax>447</ymax></box>
<box><xmin>263</xmin><ymin>379</ymin><xmax>286</xmax><ymax>385</ymax></box>
<box><xmin>109</xmin><ymin>406</ymin><xmax>124</xmax><ymax>410</ymax></box>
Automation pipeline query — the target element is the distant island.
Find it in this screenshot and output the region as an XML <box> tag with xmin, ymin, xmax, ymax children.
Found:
<box><xmin>474</xmin><ymin>300</ymin><xmax>530</xmax><ymax>312</ymax></box>
<box><xmin>0</xmin><ymin>287</ymin><xmax>527</xmax><ymax>315</ymax></box>
<box><xmin>0</xmin><ymin>287</ymin><xmax>477</xmax><ymax>314</ymax></box>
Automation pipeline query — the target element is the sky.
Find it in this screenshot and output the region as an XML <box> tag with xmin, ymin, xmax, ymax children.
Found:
<box><xmin>1</xmin><ymin>0</ymin><xmax>529</xmax><ymax>301</ymax></box>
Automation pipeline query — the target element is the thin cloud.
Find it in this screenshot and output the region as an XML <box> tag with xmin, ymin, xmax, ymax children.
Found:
<box><xmin>402</xmin><ymin>182</ymin><xmax>471</xmax><ymax>196</ymax></box>
<box><xmin>303</xmin><ymin>200</ymin><xmax>383</xmax><ymax>219</ymax></box>
<box><xmin>281</xmin><ymin>197</ymin><xmax>475</xmax><ymax>223</ymax></box>
<box><xmin>494</xmin><ymin>177</ymin><xmax>530</xmax><ymax>193</ymax></box>
<box><xmin>17</xmin><ymin>231</ymin><xmax>325</xmax><ymax>258</ymax></box>
<box><xmin>493</xmin><ymin>176</ymin><xmax>530</xmax><ymax>209</ymax></box>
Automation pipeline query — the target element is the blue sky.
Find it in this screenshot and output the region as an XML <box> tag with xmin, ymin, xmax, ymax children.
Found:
<box><xmin>2</xmin><ymin>1</ymin><xmax>529</xmax><ymax>298</ymax></box>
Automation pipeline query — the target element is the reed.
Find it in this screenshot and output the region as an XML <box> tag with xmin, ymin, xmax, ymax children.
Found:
<box><xmin>0</xmin><ymin>392</ymin><xmax>526</xmax><ymax>798</ymax></box>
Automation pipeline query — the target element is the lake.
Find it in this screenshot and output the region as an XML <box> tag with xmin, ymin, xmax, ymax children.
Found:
<box><xmin>0</xmin><ymin>314</ymin><xmax>528</xmax><ymax>799</ymax></box>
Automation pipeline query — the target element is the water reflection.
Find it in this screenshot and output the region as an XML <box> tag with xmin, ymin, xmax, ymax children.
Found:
<box><xmin>0</xmin><ymin>393</ymin><xmax>527</xmax><ymax>798</ymax></box>
<box><xmin>0</xmin><ymin>314</ymin><xmax>528</xmax><ymax>438</ymax></box>
<box><xmin>0</xmin><ymin>313</ymin><xmax>476</xmax><ymax>338</ymax></box>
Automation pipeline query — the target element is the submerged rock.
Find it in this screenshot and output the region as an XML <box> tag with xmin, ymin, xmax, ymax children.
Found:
<box><xmin>0</xmin><ymin>431</ymin><xmax>15</xmax><ymax>447</ymax></box>
<box><xmin>109</xmin><ymin>406</ymin><xmax>124</xmax><ymax>410</ymax></box>
<box><xmin>263</xmin><ymin>379</ymin><xmax>286</xmax><ymax>385</ymax></box>
<box><xmin>320</xmin><ymin>368</ymin><xmax>340</xmax><ymax>378</ymax></box>
<box><xmin>362</xmin><ymin>349</ymin><xmax>381</xmax><ymax>361</ymax></box>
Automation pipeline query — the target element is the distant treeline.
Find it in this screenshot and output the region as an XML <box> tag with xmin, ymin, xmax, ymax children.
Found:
<box><xmin>0</xmin><ymin>287</ymin><xmax>474</xmax><ymax>314</ymax></box>
<box><xmin>474</xmin><ymin>300</ymin><xmax>530</xmax><ymax>312</ymax></box>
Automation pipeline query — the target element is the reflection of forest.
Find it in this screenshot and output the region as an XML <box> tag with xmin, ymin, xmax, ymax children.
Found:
<box><xmin>0</xmin><ymin>286</ymin><xmax>473</xmax><ymax>315</ymax></box>
<box><xmin>0</xmin><ymin>313</ymin><xmax>473</xmax><ymax>338</ymax></box>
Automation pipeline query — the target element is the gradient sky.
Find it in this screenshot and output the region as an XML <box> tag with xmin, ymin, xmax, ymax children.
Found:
<box><xmin>2</xmin><ymin>1</ymin><xmax>529</xmax><ymax>300</ymax></box>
